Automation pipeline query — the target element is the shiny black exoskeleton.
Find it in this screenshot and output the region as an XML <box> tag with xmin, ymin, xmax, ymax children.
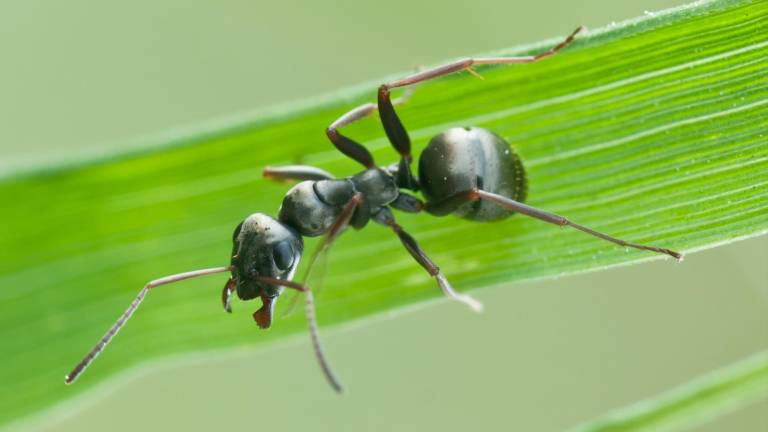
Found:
<box><xmin>228</xmin><ymin>167</ymin><xmax>402</xmax><ymax>328</ymax></box>
<box><xmin>418</xmin><ymin>127</ymin><xmax>527</xmax><ymax>221</ymax></box>
<box><xmin>234</xmin><ymin>126</ymin><xmax>527</xmax><ymax>329</ymax></box>
<box><xmin>65</xmin><ymin>26</ymin><xmax>681</xmax><ymax>393</ymax></box>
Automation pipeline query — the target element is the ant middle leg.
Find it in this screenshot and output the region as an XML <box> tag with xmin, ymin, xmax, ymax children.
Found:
<box><xmin>247</xmin><ymin>275</ymin><xmax>343</xmax><ymax>393</ymax></box>
<box><xmin>425</xmin><ymin>188</ymin><xmax>683</xmax><ymax>261</ymax></box>
<box><xmin>374</xmin><ymin>207</ymin><xmax>483</xmax><ymax>312</ymax></box>
<box><xmin>325</xmin><ymin>86</ymin><xmax>417</xmax><ymax>169</ymax></box>
<box><xmin>286</xmin><ymin>192</ymin><xmax>363</xmax><ymax>393</ymax></box>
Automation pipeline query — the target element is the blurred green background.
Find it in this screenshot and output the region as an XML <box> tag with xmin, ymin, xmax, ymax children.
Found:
<box><xmin>1</xmin><ymin>0</ymin><xmax>766</xmax><ymax>431</ymax></box>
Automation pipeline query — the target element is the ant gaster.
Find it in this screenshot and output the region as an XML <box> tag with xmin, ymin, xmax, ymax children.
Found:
<box><xmin>65</xmin><ymin>26</ymin><xmax>682</xmax><ymax>393</ymax></box>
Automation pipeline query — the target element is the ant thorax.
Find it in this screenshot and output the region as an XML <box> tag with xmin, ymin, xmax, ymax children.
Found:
<box><xmin>278</xmin><ymin>168</ymin><xmax>399</xmax><ymax>237</ymax></box>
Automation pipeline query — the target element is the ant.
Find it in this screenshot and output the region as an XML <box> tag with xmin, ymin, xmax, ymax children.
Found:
<box><xmin>65</xmin><ymin>26</ymin><xmax>682</xmax><ymax>393</ymax></box>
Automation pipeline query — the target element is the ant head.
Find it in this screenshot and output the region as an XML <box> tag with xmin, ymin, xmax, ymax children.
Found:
<box><xmin>230</xmin><ymin>213</ymin><xmax>304</xmax><ymax>301</ymax></box>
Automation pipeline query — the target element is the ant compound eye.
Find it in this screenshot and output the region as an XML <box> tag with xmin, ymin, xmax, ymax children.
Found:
<box><xmin>272</xmin><ymin>241</ymin><xmax>295</xmax><ymax>271</ymax></box>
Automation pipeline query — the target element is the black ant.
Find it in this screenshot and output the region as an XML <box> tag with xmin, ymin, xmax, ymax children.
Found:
<box><xmin>65</xmin><ymin>26</ymin><xmax>682</xmax><ymax>393</ymax></box>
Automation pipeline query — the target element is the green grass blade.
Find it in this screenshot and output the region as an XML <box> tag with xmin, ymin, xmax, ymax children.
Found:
<box><xmin>0</xmin><ymin>0</ymin><xmax>766</xmax><ymax>427</ymax></box>
<box><xmin>571</xmin><ymin>350</ymin><xmax>768</xmax><ymax>432</ymax></box>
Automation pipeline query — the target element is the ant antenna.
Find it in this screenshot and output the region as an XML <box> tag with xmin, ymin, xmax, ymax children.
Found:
<box><xmin>64</xmin><ymin>266</ymin><xmax>233</xmax><ymax>385</ymax></box>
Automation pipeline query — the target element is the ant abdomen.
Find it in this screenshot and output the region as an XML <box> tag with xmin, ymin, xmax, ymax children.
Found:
<box><xmin>418</xmin><ymin>127</ymin><xmax>527</xmax><ymax>221</ymax></box>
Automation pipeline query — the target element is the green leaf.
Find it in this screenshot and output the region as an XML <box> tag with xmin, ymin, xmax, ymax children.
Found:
<box><xmin>0</xmin><ymin>0</ymin><xmax>765</xmax><ymax>427</ymax></box>
<box><xmin>571</xmin><ymin>350</ymin><xmax>768</xmax><ymax>432</ymax></box>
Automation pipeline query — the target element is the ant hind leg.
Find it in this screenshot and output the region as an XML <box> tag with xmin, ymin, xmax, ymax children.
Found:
<box><xmin>376</xmin><ymin>26</ymin><xmax>585</xmax><ymax>190</ymax></box>
<box><xmin>425</xmin><ymin>188</ymin><xmax>683</xmax><ymax>261</ymax></box>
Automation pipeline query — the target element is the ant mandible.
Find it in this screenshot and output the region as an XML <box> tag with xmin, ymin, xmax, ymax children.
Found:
<box><xmin>65</xmin><ymin>26</ymin><xmax>682</xmax><ymax>393</ymax></box>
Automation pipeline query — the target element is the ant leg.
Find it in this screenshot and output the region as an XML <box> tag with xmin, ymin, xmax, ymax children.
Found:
<box><xmin>266</xmin><ymin>194</ymin><xmax>363</xmax><ymax>392</ymax></box>
<box><xmin>426</xmin><ymin>188</ymin><xmax>683</xmax><ymax>260</ymax></box>
<box><xmin>378</xmin><ymin>86</ymin><xmax>419</xmax><ymax>190</ymax></box>
<box><xmin>253</xmin><ymin>277</ymin><xmax>343</xmax><ymax>393</ymax></box>
<box><xmin>300</xmin><ymin>192</ymin><xmax>363</xmax><ymax>393</ymax></box>
<box><xmin>326</xmin><ymin>85</ymin><xmax>417</xmax><ymax>169</ymax></box>
<box><xmin>263</xmin><ymin>165</ymin><xmax>334</xmax><ymax>183</ymax></box>
<box><xmin>377</xmin><ymin>26</ymin><xmax>584</xmax><ymax>189</ymax></box>
<box><xmin>303</xmin><ymin>192</ymin><xmax>364</xmax><ymax>281</ymax></box>
<box><xmin>326</xmin><ymin>122</ymin><xmax>375</xmax><ymax>169</ymax></box>
<box><xmin>375</xmin><ymin>207</ymin><xmax>483</xmax><ymax>312</ymax></box>
<box><xmin>381</xmin><ymin>26</ymin><xmax>585</xmax><ymax>91</ymax></box>
<box><xmin>65</xmin><ymin>266</ymin><xmax>233</xmax><ymax>385</ymax></box>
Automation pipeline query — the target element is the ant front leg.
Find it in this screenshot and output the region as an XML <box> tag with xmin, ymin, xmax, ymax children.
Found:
<box><xmin>263</xmin><ymin>165</ymin><xmax>335</xmax><ymax>183</ymax></box>
<box><xmin>381</xmin><ymin>26</ymin><xmax>585</xmax><ymax>91</ymax></box>
<box><xmin>259</xmin><ymin>277</ymin><xmax>343</xmax><ymax>393</ymax></box>
<box><xmin>374</xmin><ymin>207</ymin><xmax>483</xmax><ymax>312</ymax></box>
